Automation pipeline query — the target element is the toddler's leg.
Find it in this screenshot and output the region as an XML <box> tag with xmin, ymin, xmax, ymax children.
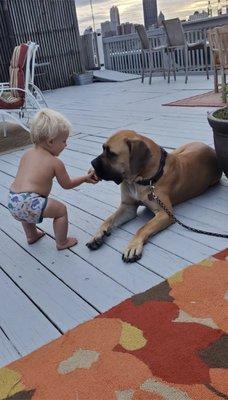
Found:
<box><xmin>22</xmin><ymin>222</ymin><xmax>45</xmax><ymax>244</ymax></box>
<box><xmin>42</xmin><ymin>198</ymin><xmax>77</xmax><ymax>250</ymax></box>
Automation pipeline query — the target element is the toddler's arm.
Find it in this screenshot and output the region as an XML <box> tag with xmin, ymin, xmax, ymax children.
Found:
<box><xmin>54</xmin><ymin>159</ymin><xmax>98</xmax><ymax>189</ymax></box>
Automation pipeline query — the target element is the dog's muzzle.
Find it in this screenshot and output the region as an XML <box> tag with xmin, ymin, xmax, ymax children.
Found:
<box><xmin>91</xmin><ymin>156</ymin><xmax>123</xmax><ymax>185</ymax></box>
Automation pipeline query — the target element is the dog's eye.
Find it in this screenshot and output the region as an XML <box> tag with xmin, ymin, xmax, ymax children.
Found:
<box><xmin>103</xmin><ymin>145</ymin><xmax>117</xmax><ymax>159</ymax></box>
<box><xmin>107</xmin><ymin>150</ymin><xmax>117</xmax><ymax>159</ymax></box>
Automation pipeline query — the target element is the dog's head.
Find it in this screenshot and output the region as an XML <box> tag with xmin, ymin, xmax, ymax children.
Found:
<box><xmin>91</xmin><ymin>130</ymin><xmax>152</xmax><ymax>184</ymax></box>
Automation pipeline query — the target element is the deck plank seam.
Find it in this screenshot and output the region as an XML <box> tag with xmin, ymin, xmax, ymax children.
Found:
<box><xmin>0</xmin><ymin>199</ymin><xmax>135</xmax><ymax>295</ymax></box>
<box><xmin>61</xmin><ymin>187</ymin><xmax>227</xmax><ymax>250</ymax></box>
<box><xmin>0</xmin><ymin>207</ymin><xmax>135</xmax><ymax>295</ymax></box>
<box><xmin>0</xmin><ymin>326</ymin><xmax>22</xmax><ymax>357</ymax></box>
<box><xmin>0</xmin><ymin>264</ymin><xmax>63</xmax><ymax>335</ymax></box>
<box><xmin>0</xmin><ymin>173</ymin><xmax>221</xmax><ymax>264</ymax></box>
<box><xmin>0</xmin><ymin>162</ymin><xmax>225</xmax><ymax>253</ymax></box>
<box><xmin>48</xmin><ymin>192</ymin><xmax>192</xmax><ymax>268</ymax></box>
<box><xmin>0</xmin><ymin>224</ymin><xmax>102</xmax><ymax>315</ymax></box>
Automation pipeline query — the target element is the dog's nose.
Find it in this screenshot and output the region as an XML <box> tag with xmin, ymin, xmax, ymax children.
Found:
<box><xmin>91</xmin><ymin>155</ymin><xmax>123</xmax><ymax>184</ymax></box>
<box><xmin>91</xmin><ymin>156</ymin><xmax>99</xmax><ymax>169</ymax></box>
<box><xmin>91</xmin><ymin>156</ymin><xmax>102</xmax><ymax>178</ymax></box>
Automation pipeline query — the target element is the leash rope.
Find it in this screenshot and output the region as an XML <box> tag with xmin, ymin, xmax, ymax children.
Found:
<box><xmin>149</xmin><ymin>185</ymin><xmax>228</xmax><ymax>239</ymax></box>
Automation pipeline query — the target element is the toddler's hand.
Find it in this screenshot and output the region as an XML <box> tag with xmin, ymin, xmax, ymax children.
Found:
<box><xmin>85</xmin><ymin>170</ymin><xmax>100</xmax><ymax>184</ymax></box>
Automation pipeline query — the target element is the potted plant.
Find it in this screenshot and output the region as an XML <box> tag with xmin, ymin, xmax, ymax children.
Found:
<box><xmin>207</xmin><ymin>107</ymin><xmax>228</xmax><ymax>178</ymax></box>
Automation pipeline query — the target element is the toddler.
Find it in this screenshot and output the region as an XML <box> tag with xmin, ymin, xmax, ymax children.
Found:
<box><xmin>8</xmin><ymin>108</ymin><xmax>98</xmax><ymax>250</ymax></box>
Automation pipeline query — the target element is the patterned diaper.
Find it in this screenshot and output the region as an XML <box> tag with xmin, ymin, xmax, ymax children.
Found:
<box><xmin>8</xmin><ymin>191</ymin><xmax>48</xmax><ymax>224</ymax></box>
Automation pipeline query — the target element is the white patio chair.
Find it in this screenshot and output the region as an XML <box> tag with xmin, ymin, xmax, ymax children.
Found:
<box><xmin>162</xmin><ymin>18</ymin><xmax>209</xmax><ymax>84</ymax></box>
<box><xmin>135</xmin><ymin>24</ymin><xmax>168</xmax><ymax>84</ymax></box>
<box><xmin>0</xmin><ymin>41</ymin><xmax>48</xmax><ymax>137</ymax></box>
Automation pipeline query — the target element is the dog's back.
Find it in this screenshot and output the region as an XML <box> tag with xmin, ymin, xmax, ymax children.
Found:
<box><xmin>170</xmin><ymin>142</ymin><xmax>221</xmax><ymax>204</ymax></box>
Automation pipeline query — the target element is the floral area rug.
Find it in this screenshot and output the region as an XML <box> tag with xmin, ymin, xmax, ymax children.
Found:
<box><xmin>163</xmin><ymin>91</ymin><xmax>225</xmax><ymax>108</ymax></box>
<box><xmin>0</xmin><ymin>249</ymin><xmax>228</xmax><ymax>400</ymax></box>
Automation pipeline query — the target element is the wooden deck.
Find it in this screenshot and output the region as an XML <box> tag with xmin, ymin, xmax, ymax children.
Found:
<box><xmin>0</xmin><ymin>75</ymin><xmax>228</xmax><ymax>367</ymax></box>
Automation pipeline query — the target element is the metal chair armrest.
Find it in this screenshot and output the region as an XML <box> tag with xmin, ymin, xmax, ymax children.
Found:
<box><xmin>0</xmin><ymin>86</ymin><xmax>27</xmax><ymax>95</ymax></box>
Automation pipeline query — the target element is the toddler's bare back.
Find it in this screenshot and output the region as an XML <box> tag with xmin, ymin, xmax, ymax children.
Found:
<box><xmin>11</xmin><ymin>147</ymin><xmax>56</xmax><ymax>196</ymax></box>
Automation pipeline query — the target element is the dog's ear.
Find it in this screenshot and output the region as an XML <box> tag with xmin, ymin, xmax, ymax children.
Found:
<box><xmin>125</xmin><ymin>139</ymin><xmax>151</xmax><ymax>175</ymax></box>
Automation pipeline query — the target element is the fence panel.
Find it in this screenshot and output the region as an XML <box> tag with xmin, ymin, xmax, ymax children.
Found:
<box><xmin>0</xmin><ymin>0</ymin><xmax>85</xmax><ymax>90</ymax></box>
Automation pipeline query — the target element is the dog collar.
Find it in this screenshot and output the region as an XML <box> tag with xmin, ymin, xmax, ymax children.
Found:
<box><xmin>136</xmin><ymin>147</ymin><xmax>168</xmax><ymax>186</ymax></box>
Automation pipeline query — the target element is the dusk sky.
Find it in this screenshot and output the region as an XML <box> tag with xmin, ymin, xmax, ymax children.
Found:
<box><xmin>75</xmin><ymin>0</ymin><xmax>219</xmax><ymax>32</ymax></box>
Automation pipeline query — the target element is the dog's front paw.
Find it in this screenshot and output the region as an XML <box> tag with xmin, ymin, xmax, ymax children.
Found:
<box><xmin>86</xmin><ymin>231</ymin><xmax>110</xmax><ymax>250</ymax></box>
<box><xmin>86</xmin><ymin>236</ymin><xmax>104</xmax><ymax>250</ymax></box>
<box><xmin>122</xmin><ymin>240</ymin><xmax>143</xmax><ymax>263</ymax></box>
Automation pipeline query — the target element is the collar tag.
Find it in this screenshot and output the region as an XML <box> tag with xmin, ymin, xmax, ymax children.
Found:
<box><xmin>148</xmin><ymin>184</ymin><xmax>155</xmax><ymax>201</ymax></box>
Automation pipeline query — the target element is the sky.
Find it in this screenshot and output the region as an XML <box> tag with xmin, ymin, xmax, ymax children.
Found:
<box><xmin>75</xmin><ymin>0</ymin><xmax>222</xmax><ymax>32</ymax></box>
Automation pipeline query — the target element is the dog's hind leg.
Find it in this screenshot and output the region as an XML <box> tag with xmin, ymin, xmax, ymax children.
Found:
<box><xmin>86</xmin><ymin>203</ymin><xmax>138</xmax><ymax>250</ymax></box>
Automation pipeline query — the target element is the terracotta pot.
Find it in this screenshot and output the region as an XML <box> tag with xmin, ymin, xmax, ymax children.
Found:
<box><xmin>207</xmin><ymin>110</ymin><xmax>228</xmax><ymax>179</ymax></box>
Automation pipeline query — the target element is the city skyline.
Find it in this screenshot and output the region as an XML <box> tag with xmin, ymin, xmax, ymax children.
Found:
<box><xmin>75</xmin><ymin>0</ymin><xmax>226</xmax><ymax>32</ymax></box>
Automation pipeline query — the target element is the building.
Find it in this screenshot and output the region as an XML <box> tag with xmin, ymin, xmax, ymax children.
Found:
<box><xmin>188</xmin><ymin>10</ymin><xmax>209</xmax><ymax>21</ymax></box>
<box><xmin>158</xmin><ymin>11</ymin><xmax>165</xmax><ymax>26</ymax></box>
<box><xmin>218</xmin><ymin>0</ymin><xmax>222</xmax><ymax>15</ymax></box>
<box><xmin>101</xmin><ymin>20</ymin><xmax>117</xmax><ymax>37</ymax></box>
<box><xmin>117</xmin><ymin>22</ymin><xmax>135</xmax><ymax>35</ymax></box>
<box><xmin>84</xmin><ymin>26</ymin><xmax>93</xmax><ymax>34</ymax></box>
<box><xmin>81</xmin><ymin>27</ymin><xmax>100</xmax><ymax>70</ymax></box>
<box><xmin>110</xmin><ymin>6</ymin><xmax>120</xmax><ymax>25</ymax></box>
<box><xmin>207</xmin><ymin>1</ymin><xmax>213</xmax><ymax>17</ymax></box>
<box><xmin>143</xmin><ymin>0</ymin><xmax>158</xmax><ymax>29</ymax></box>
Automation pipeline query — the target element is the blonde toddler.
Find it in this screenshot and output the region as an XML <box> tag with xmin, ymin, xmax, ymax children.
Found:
<box><xmin>8</xmin><ymin>108</ymin><xmax>98</xmax><ymax>250</ymax></box>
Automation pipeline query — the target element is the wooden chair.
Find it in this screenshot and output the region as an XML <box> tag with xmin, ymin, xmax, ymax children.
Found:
<box><xmin>0</xmin><ymin>42</ymin><xmax>48</xmax><ymax>136</ymax></box>
<box><xmin>207</xmin><ymin>27</ymin><xmax>220</xmax><ymax>94</ymax></box>
<box><xmin>208</xmin><ymin>26</ymin><xmax>228</xmax><ymax>103</ymax></box>
<box><xmin>135</xmin><ymin>24</ymin><xmax>168</xmax><ymax>84</ymax></box>
<box><xmin>162</xmin><ymin>18</ymin><xmax>209</xmax><ymax>84</ymax></box>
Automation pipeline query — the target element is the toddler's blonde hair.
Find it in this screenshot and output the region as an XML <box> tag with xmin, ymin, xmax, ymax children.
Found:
<box><xmin>30</xmin><ymin>108</ymin><xmax>72</xmax><ymax>144</ymax></box>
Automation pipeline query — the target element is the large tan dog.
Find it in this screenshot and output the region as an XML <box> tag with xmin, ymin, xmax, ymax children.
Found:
<box><xmin>86</xmin><ymin>130</ymin><xmax>221</xmax><ymax>262</ymax></box>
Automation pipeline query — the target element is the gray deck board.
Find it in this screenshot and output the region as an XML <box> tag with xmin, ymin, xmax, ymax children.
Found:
<box><xmin>0</xmin><ymin>268</ymin><xmax>60</xmax><ymax>361</ymax></box>
<box><xmin>0</xmin><ymin>329</ymin><xmax>20</xmax><ymax>367</ymax></box>
<box><xmin>0</xmin><ymin>210</ymin><xmax>98</xmax><ymax>328</ymax></box>
<box><xmin>0</xmin><ymin>75</ymin><xmax>227</xmax><ymax>367</ymax></box>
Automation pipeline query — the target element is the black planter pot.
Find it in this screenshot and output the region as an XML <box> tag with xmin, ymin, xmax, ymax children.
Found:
<box><xmin>207</xmin><ymin>110</ymin><xmax>228</xmax><ymax>179</ymax></box>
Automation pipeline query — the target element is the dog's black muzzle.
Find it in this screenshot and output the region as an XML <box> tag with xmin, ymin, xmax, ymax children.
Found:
<box><xmin>91</xmin><ymin>156</ymin><xmax>123</xmax><ymax>185</ymax></box>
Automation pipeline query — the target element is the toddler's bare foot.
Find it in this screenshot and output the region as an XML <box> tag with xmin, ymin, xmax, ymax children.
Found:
<box><xmin>57</xmin><ymin>237</ymin><xmax>78</xmax><ymax>250</ymax></box>
<box><xmin>27</xmin><ymin>229</ymin><xmax>45</xmax><ymax>245</ymax></box>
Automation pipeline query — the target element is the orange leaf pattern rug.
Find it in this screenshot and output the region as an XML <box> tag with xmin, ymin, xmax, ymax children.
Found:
<box><xmin>0</xmin><ymin>249</ymin><xmax>228</xmax><ymax>400</ymax></box>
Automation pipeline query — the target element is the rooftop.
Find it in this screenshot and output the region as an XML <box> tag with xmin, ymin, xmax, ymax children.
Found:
<box><xmin>0</xmin><ymin>75</ymin><xmax>227</xmax><ymax>367</ymax></box>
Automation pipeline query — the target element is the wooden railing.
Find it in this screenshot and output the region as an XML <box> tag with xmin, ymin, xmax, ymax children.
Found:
<box><xmin>103</xmin><ymin>14</ymin><xmax>228</xmax><ymax>76</ymax></box>
<box><xmin>102</xmin><ymin>27</ymin><xmax>210</xmax><ymax>75</ymax></box>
